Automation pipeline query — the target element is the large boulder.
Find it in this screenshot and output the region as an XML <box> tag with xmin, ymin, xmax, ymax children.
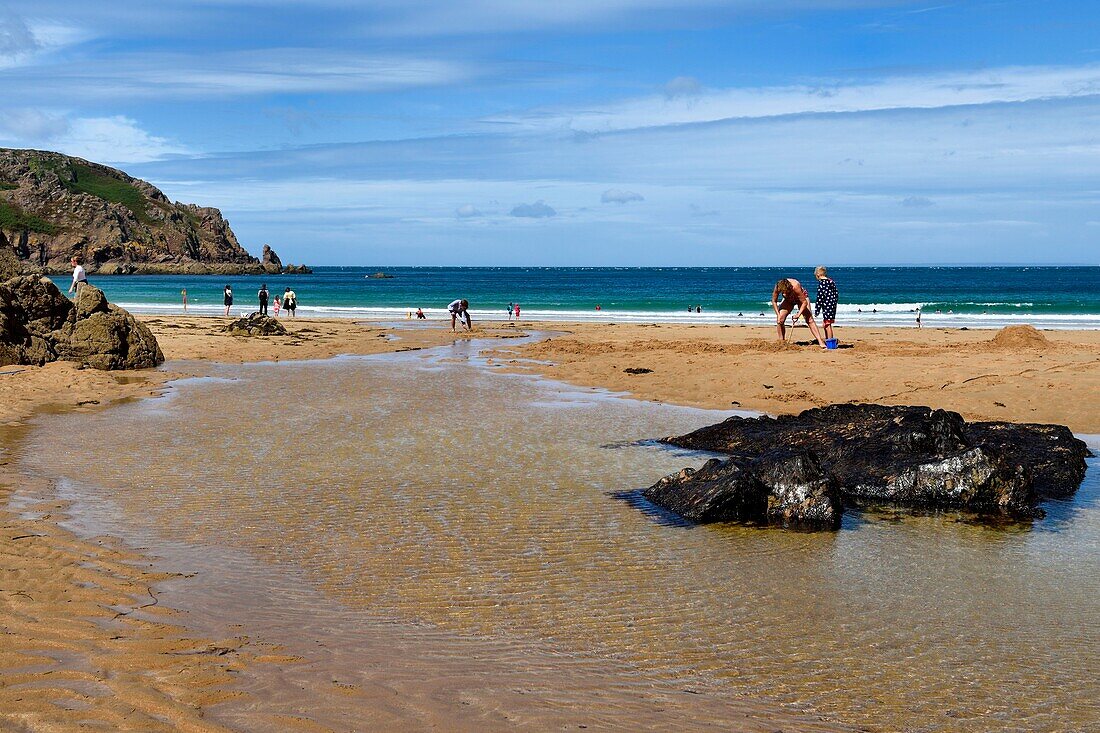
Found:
<box><xmin>642</xmin><ymin>449</ymin><xmax>842</xmax><ymax>531</ymax></box>
<box><xmin>642</xmin><ymin>458</ymin><xmax>768</xmax><ymax>524</ymax></box>
<box><xmin>651</xmin><ymin>404</ymin><xmax>1090</xmax><ymax>527</ymax></box>
<box><xmin>53</xmin><ymin>303</ymin><xmax>163</xmax><ymax>369</ymax></box>
<box><xmin>0</xmin><ymin>277</ymin><xmax>162</xmax><ymax>369</ymax></box>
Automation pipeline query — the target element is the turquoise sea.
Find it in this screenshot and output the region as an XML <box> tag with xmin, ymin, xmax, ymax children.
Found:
<box><xmin>54</xmin><ymin>266</ymin><xmax>1100</xmax><ymax>329</ymax></box>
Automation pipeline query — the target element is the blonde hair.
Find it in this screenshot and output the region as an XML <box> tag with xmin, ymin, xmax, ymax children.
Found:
<box><xmin>815</xmin><ymin>266</ymin><xmax>828</xmax><ymax>277</ymax></box>
<box><xmin>775</xmin><ymin>279</ymin><xmax>791</xmax><ymax>295</ymax></box>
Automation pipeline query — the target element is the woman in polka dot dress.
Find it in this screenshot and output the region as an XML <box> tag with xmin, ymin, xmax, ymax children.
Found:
<box><xmin>813</xmin><ymin>266</ymin><xmax>838</xmax><ymax>341</ymax></box>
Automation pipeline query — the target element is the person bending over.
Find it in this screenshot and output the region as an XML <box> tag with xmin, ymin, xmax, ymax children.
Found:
<box><xmin>772</xmin><ymin>278</ymin><xmax>826</xmax><ymax>348</ymax></box>
<box><xmin>448</xmin><ymin>299</ymin><xmax>471</xmax><ymax>332</ymax></box>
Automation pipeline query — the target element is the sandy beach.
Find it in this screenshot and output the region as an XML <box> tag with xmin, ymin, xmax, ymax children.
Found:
<box><xmin>2</xmin><ymin>315</ymin><xmax>1098</xmax><ymax>731</ymax></box>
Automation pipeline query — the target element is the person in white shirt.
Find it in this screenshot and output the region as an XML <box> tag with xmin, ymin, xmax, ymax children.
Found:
<box><xmin>68</xmin><ymin>257</ymin><xmax>87</xmax><ymax>295</ymax></box>
<box><xmin>448</xmin><ymin>299</ymin><xmax>471</xmax><ymax>332</ymax></box>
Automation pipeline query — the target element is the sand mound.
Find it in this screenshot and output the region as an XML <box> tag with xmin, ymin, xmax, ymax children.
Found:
<box><xmin>745</xmin><ymin>339</ymin><xmax>796</xmax><ymax>353</ymax></box>
<box><xmin>988</xmin><ymin>325</ymin><xmax>1050</xmax><ymax>350</ymax></box>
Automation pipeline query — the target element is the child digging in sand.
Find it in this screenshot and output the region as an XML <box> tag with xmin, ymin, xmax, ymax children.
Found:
<box><xmin>771</xmin><ymin>278</ymin><xmax>826</xmax><ymax>348</ymax></box>
<box><xmin>813</xmin><ymin>266</ymin><xmax>838</xmax><ymax>341</ymax></box>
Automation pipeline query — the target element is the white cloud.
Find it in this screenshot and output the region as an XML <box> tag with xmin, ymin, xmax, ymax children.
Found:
<box><xmin>0</xmin><ymin>108</ymin><xmax>71</xmax><ymax>140</ymax></box>
<box><xmin>509</xmin><ymin>200</ymin><xmax>556</xmax><ymax>218</ymax></box>
<box><xmin>3</xmin><ymin>48</ymin><xmax>479</xmax><ymax>100</ymax></box>
<box><xmin>490</xmin><ymin>63</ymin><xmax>1100</xmax><ymax>133</ymax></box>
<box><xmin>455</xmin><ymin>203</ymin><xmax>483</xmax><ymax>217</ymax></box>
<box><xmin>664</xmin><ymin>76</ymin><xmax>702</xmax><ymax>99</ymax></box>
<box><xmin>601</xmin><ymin>188</ymin><xmax>644</xmax><ymax>204</ymax></box>
<box><xmin>0</xmin><ymin>9</ymin><xmax>38</xmax><ymax>67</ymax></box>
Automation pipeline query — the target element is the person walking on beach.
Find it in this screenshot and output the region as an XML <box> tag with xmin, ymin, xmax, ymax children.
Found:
<box><xmin>813</xmin><ymin>266</ymin><xmax>838</xmax><ymax>341</ymax></box>
<box><xmin>916</xmin><ymin>307</ymin><xmax>922</xmax><ymax>329</ymax></box>
<box><xmin>67</xmin><ymin>257</ymin><xmax>87</xmax><ymax>295</ymax></box>
<box><xmin>182</xmin><ymin>289</ymin><xmax>188</xmax><ymax>312</ymax></box>
<box><xmin>258</xmin><ymin>283</ymin><xmax>269</xmax><ymax>316</ymax></box>
<box><xmin>514</xmin><ymin>303</ymin><xmax>521</xmax><ymax>320</ymax></box>
<box><xmin>508</xmin><ymin>303</ymin><xmax>514</xmax><ymax>321</ymax></box>
<box><xmin>283</xmin><ymin>287</ymin><xmax>297</xmax><ymax>318</ymax></box>
<box><xmin>416</xmin><ymin>307</ymin><xmax>426</xmax><ymax>320</ymax></box>
<box><xmin>449</xmin><ymin>299</ymin><xmax>471</xmax><ymax>332</ymax></box>
<box><xmin>772</xmin><ymin>278</ymin><xmax>826</xmax><ymax>348</ymax></box>
<box><xmin>273</xmin><ymin>295</ymin><xmax>282</xmax><ymax>317</ymax></box>
<box><xmin>223</xmin><ymin>284</ymin><xmax>233</xmax><ymax>316</ymax></box>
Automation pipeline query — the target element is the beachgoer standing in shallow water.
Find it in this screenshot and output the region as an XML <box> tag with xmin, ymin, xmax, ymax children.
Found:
<box><xmin>68</xmin><ymin>257</ymin><xmax>87</xmax><ymax>295</ymax></box>
<box><xmin>916</xmin><ymin>307</ymin><xmax>922</xmax><ymax>329</ymax></box>
<box><xmin>508</xmin><ymin>303</ymin><xmax>514</xmax><ymax>321</ymax></box>
<box><xmin>449</xmin><ymin>299</ymin><xmax>471</xmax><ymax>332</ymax></box>
<box><xmin>223</xmin><ymin>284</ymin><xmax>233</xmax><ymax>316</ymax></box>
<box><xmin>772</xmin><ymin>278</ymin><xmax>826</xmax><ymax>348</ymax></box>
<box><xmin>181</xmin><ymin>289</ymin><xmax>188</xmax><ymax>312</ymax></box>
<box><xmin>813</xmin><ymin>266</ymin><xmax>838</xmax><ymax>341</ymax></box>
<box><xmin>283</xmin><ymin>287</ymin><xmax>297</xmax><ymax>318</ymax></box>
<box><xmin>514</xmin><ymin>303</ymin><xmax>520</xmax><ymax>320</ymax></box>
<box><xmin>416</xmin><ymin>307</ymin><xmax>426</xmax><ymax>320</ymax></box>
<box><xmin>273</xmin><ymin>295</ymin><xmax>282</xmax><ymax>317</ymax></box>
<box><xmin>258</xmin><ymin>283</ymin><xmax>269</xmax><ymax>316</ymax></box>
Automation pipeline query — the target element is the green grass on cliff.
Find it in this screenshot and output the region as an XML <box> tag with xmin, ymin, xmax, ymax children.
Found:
<box><xmin>0</xmin><ymin>199</ymin><xmax>58</xmax><ymax>234</ymax></box>
<box><xmin>68</xmin><ymin>163</ymin><xmax>152</xmax><ymax>223</ymax></box>
<box><xmin>0</xmin><ymin>182</ymin><xmax>18</xmax><ymax>190</ymax></box>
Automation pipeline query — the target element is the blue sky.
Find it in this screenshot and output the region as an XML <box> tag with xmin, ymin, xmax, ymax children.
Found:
<box><xmin>2</xmin><ymin>0</ymin><xmax>1099</xmax><ymax>265</ymax></box>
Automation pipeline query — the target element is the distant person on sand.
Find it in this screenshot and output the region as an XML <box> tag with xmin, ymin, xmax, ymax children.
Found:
<box><xmin>772</xmin><ymin>278</ymin><xmax>826</xmax><ymax>348</ymax></box>
<box><xmin>273</xmin><ymin>295</ymin><xmax>282</xmax><ymax>317</ymax></box>
<box><xmin>508</xmin><ymin>303</ymin><xmax>514</xmax><ymax>321</ymax></box>
<box><xmin>283</xmin><ymin>288</ymin><xmax>297</xmax><ymax>318</ymax></box>
<box><xmin>258</xmin><ymin>283</ymin><xmax>269</xmax><ymax>316</ymax></box>
<box><xmin>813</xmin><ymin>266</ymin><xmax>838</xmax><ymax>341</ymax></box>
<box><xmin>916</xmin><ymin>307</ymin><xmax>922</xmax><ymax>329</ymax></box>
<box><xmin>416</xmin><ymin>307</ymin><xmax>426</xmax><ymax>320</ymax></box>
<box><xmin>181</xmin><ymin>289</ymin><xmax>188</xmax><ymax>312</ymax></box>
<box><xmin>514</xmin><ymin>303</ymin><xmax>520</xmax><ymax>319</ymax></box>
<box><xmin>449</xmin><ymin>299</ymin><xmax>471</xmax><ymax>332</ymax></box>
<box><xmin>68</xmin><ymin>257</ymin><xmax>87</xmax><ymax>295</ymax></box>
<box><xmin>223</xmin><ymin>284</ymin><xmax>233</xmax><ymax>316</ymax></box>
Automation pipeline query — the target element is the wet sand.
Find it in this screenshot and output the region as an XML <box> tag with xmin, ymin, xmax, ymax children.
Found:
<box><xmin>499</xmin><ymin>321</ymin><xmax>1100</xmax><ymax>433</ymax></box>
<box><xmin>2</xmin><ymin>315</ymin><xmax>1098</xmax><ymax>731</ymax></box>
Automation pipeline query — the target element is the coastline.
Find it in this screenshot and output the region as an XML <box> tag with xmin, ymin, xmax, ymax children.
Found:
<box><xmin>3</xmin><ymin>314</ymin><xmax>1098</xmax><ymax>730</ymax></box>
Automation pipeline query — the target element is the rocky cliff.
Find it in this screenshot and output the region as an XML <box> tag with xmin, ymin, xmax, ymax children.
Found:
<box><xmin>0</xmin><ymin>148</ymin><xmax>307</xmax><ymax>275</ymax></box>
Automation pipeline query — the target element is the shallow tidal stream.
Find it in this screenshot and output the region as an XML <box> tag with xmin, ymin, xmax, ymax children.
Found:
<box><xmin>17</xmin><ymin>338</ymin><xmax>1100</xmax><ymax>732</ymax></box>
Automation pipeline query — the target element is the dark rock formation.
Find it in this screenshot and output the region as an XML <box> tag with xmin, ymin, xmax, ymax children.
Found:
<box><xmin>223</xmin><ymin>314</ymin><xmax>288</xmax><ymax>337</ymax></box>
<box><xmin>283</xmin><ymin>264</ymin><xmax>313</xmax><ymax>274</ymax></box>
<box><xmin>0</xmin><ymin>276</ymin><xmax>162</xmax><ymax>369</ymax></box>
<box><xmin>643</xmin><ymin>459</ymin><xmax>768</xmax><ymax>524</ymax></box>
<box><xmin>644</xmin><ymin>404</ymin><xmax>1090</xmax><ymax>528</ymax></box>
<box><xmin>367</xmin><ymin>271</ymin><xmax>394</xmax><ymax>279</ymax></box>
<box><xmin>261</xmin><ymin>244</ymin><xmax>282</xmax><ymax>273</ymax></box>
<box><xmin>0</xmin><ymin>148</ymin><xmax>308</xmax><ymax>275</ymax></box>
<box><xmin>642</xmin><ymin>448</ymin><xmax>842</xmax><ymax>530</ymax></box>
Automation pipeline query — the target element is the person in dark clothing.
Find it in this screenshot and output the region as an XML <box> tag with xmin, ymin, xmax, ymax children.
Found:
<box><xmin>813</xmin><ymin>266</ymin><xmax>838</xmax><ymax>341</ymax></box>
<box><xmin>223</xmin><ymin>284</ymin><xmax>233</xmax><ymax>316</ymax></box>
<box><xmin>258</xmin><ymin>284</ymin><xmax>269</xmax><ymax>316</ymax></box>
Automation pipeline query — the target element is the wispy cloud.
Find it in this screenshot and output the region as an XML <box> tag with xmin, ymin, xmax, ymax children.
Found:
<box><xmin>1</xmin><ymin>48</ymin><xmax>479</xmax><ymax>100</ymax></box>
<box><xmin>489</xmin><ymin>64</ymin><xmax>1100</xmax><ymax>133</ymax></box>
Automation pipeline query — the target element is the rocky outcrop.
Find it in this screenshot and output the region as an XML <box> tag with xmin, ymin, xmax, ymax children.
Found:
<box><xmin>223</xmin><ymin>314</ymin><xmax>287</xmax><ymax>337</ymax></box>
<box><xmin>644</xmin><ymin>404</ymin><xmax>1090</xmax><ymax>529</ymax></box>
<box><xmin>0</xmin><ymin>276</ymin><xmax>162</xmax><ymax>369</ymax></box>
<box><xmin>0</xmin><ymin>148</ymin><xmax>308</xmax><ymax>275</ymax></box>
<box><xmin>261</xmin><ymin>244</ymin><xmax>282</xmax><ymax>273</ymax></box>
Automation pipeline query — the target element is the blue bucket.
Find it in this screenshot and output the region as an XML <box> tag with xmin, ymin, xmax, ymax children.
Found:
<box><xmin>825</xmin><ymin>338</ymin><xmax>839</xmax><ymax>350</ymax></box>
